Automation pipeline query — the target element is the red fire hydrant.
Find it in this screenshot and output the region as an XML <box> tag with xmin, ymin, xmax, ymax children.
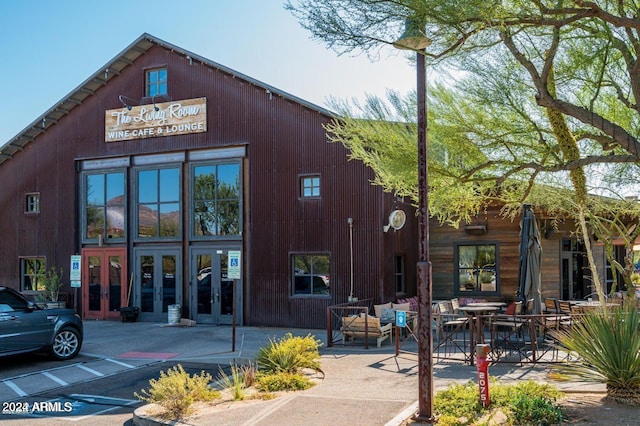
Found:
<box><xmin>476</xmin><ymin>344</ymin><xmax>491</xmax><ymax>408</ymax></box>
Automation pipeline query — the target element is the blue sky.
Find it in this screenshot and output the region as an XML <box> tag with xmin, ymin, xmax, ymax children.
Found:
<box><xmin>0</xmin><ymin>0</ymin><xmax>417</xmax><ymax>144</ymax></box>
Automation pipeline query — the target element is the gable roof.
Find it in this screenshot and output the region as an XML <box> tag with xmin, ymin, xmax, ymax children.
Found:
<box><xmin>0</xmin><ymin>33</ymin><xmax>335</xmax><ymax>166</ymax></box>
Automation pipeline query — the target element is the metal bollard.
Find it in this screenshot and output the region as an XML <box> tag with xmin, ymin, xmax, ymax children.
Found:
<box><xmin>476</xmin><ymin>344</ymin><xmax>491</xmax><ymax>408</ymax></box>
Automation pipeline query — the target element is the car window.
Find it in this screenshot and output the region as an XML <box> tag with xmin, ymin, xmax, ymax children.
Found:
<box><xmin>0</xmin><ymin>291</ymin><xmax>28</xmax><ymax>311</ymax></box>
<box><xmin>0</xmin><ymin>303</ymin><xmax>13</xmax><ymax>313</ymax></box>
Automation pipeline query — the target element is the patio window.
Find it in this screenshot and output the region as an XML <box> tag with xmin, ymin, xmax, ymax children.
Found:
<box><xmin>20</xmin><ymin>257</ymin><xmax>46</xmax><ymax>292</ymax></box>
<box><xmin>455</xmin><ymin>243</ymin><xmax>499</xmax><ymax>294</ymax></box>
<box><xmin>292</xmin><ymin>254</ymin><xmax>330</xmax><ymax>296</ymax></box>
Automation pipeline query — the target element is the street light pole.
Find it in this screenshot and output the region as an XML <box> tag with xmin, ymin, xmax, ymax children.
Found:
<box><xmin>415</xmin><ymin>46</ymin><xmax>434</xmax><ymax>424</ymax></box>
<box><xmin>394</xmin><ymin>20</ymin><xmax>434</xmax><ymax>424</ymax></box>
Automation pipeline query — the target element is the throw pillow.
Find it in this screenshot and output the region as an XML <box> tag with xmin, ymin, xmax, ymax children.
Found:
<box><xmin>381</xmin><ymin>307</ymin><xmax>395</xmax><ymax>321</ymax></box>
<box><xmin>373</xmin><ymin>302</ymin><xmax>392</xmax><ymax>318</ymax></box>
<box><xmin>392</xmin><ymin>302</ymin><xmax>411</xmax><ymax>311</ymax></box>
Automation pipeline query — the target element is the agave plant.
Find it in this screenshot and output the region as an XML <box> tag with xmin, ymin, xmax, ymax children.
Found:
<box><xmin>552</xmin><ymin>302</ymin><xmax>640</xmax><ymax>405</ymax></box>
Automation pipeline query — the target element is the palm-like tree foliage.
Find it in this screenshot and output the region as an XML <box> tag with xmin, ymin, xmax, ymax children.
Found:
<box><xmin>553</xmin><ymin>303</ymin><xmax>640</xmax><ymax>405</ymax></box>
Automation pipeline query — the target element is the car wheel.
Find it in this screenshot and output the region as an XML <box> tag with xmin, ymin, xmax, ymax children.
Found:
<box><xmin>51</xmin><ymin>327</ymin><xmax>82</xmax><ymax>360</ymax></box>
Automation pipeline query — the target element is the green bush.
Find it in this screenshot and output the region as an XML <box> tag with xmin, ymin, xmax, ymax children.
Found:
<box><xmin>433</xmin><ymin>379</ymin><xmax>564</xmax><ymax>426</ymax></box>
<box><xmin>511</xmin><ymin>394</ymin><xmax>563</xmax><ymax>425</ymax></box>
<box><xmin>134</xmin><ymin>364</ymin><xmax>220</xmax><ymax>419</ymax></box>
<box><xmin>255</xmin><ymin>371</ymin><xmax>314</xmax><ymax>392</ymax></box>
<box><xmin>256</xmin><ymin>333</ymin><xmax>323</xmax><ymax>375</ymax></box>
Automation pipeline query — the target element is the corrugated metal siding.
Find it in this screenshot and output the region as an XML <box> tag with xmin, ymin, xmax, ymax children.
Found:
<box><xmin>0</xmin><ymin>43</ymin><xmax>417</xmax><ymax>329</ymax></box>
<box><xmin>246</xmin><ymin>103</ymin><xmax>388</xmax><ymax>328</ymax></box>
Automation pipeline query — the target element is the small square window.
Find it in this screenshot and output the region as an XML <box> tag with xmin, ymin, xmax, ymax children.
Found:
<box><xmin>146</xmin><ymin>68</ymin><xmax>168</xmax><ymax>97</ymax></box>
<box><xmin>25</xmin><ymin>193</ymin><xmax>40</xmax><ymax>213</ymax></box>
<box><xmin>301</xmin><ymin>175</ymin><xmax>320</xmax><ymax>198</ymax></box>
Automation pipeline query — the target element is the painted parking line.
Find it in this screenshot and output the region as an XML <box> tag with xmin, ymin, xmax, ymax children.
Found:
<box><xmin>117</xmin><ymin>351</ymin><xmax>178</xmax><ymax>359</ymax></box>
<box><xmin>1</xmin><ymin>357</ymin><xmax>162</xmax><ymax>403</ymax></box>
<box><xmin>4</xmin><ymin>380</ymin><xmax>27</xmax><ymax>397</ymax></box>
<box><xmin>42</xmin><ymin>371</ymin><xmax>68</xmax><ymax>386</ymax></box>
<box><xmin>104</xmin><ymin>357</ymin><xmax>135</xmax><ymax>368</ymax></box>
<box><xmin>76</xmin><ymin>364</ymin><xmax>104</xmax><ymax>377</ymax></box>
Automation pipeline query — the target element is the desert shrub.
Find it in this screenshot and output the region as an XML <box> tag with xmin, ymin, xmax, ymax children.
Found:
<box><xmin>238</xmin><ymin>361</ymin><xmax>258</xmax><ymax>387</ymax></box>
<box><xmin>255</xmin><ymin>371</ymin><xmax>314</xmax><ymax>392</ymax></box>
<box><xmin>434</xmin><ymin>381</ymin><xmax>481</xmax><ymax>419</ymax></box>
<box><xmin>215</xmin><ymin>362</ymin><xmax>259</xmax><ymax>401</ymax></box>
<box><xmin>553</xmin><ymin>304</ymin><xmax>640</xmax><ymax>405</ymax></box>
<box><xmin>511</xmin><ymin>394</ymin><xmax>563</xmax><ymax>425</ymax></box>
<box><xmin>134</xmin><ymin>364</ymin><xmax>220</xmax><ymax>419</ymax></box>
<box><xmin>256</xmin><ymin>333</ymin><xmax>323</xmax><ymax>375</ymax></box>
<box><xmin>217</xmin><ymin>364</ymin><xmax>247</xmax><ymax>401</ymax></box>
<box><xmin>434</xmin><ymin>379</ymin><xmax>564</xmax><ymax>426</ymax></box>
<box><xmin>490</xmin><ymin>380</ymin><xmax>563</xmax><ymax>407</ymax></box>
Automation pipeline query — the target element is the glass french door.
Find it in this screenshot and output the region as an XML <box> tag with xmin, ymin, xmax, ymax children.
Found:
<box><xmin>82</xmin><ymin>248</ymin><xmax>127</xmax><ymax>320</ymax></box>
<box><xmin>135</xmin><ymin>248</ymin><xmax>182</xmax><ymax>322</ymax></box>
<box><xmin>191</xmin><ymin>247</ymin><xmax>240</xmax><ymax>325</ymax></box>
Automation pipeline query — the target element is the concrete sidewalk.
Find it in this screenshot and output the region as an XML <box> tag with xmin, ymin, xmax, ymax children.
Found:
<box><xmin>80</xmin><ymin>321</ymin><xmax>605</xmax><ymax>426</ymax></box>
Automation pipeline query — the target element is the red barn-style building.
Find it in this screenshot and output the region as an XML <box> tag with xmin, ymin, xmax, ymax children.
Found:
<box><xmin>0</xmin><ymin>34</ymin><xmax>418</xmax><ymax>328</ymax></box>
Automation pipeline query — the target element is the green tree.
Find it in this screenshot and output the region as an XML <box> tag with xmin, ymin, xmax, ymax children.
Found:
<box><xmin>288</xmin><ymin>0</ymin><xmax>640</xmax><ymax>298</ymax></box>
<box><xmin>287</xmin><ymin>1</ymin><xmax>640</xmax><ymax>160</ymax></box>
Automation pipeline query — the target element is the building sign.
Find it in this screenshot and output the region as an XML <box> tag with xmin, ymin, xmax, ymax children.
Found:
<box><xmin>105</xmin><ymin>97</ymin><xmax>207</xmax><ymax>142</ymax></box>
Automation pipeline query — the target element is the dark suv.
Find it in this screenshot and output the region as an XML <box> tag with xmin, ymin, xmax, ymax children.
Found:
<box><xmin>0</xmin><ymin>287</ymin><xmax>83</xmax><ymax>360</ymax></box>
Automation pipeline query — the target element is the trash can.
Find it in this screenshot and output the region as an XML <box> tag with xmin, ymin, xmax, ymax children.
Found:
<box><xmin>168</xmin><ymin>304</ymin><xmax>181</xmax><ymax>325</ymax></box>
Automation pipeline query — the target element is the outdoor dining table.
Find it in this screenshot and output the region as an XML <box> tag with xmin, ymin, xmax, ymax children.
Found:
<box><xmin>572</xmin><ymin>301</ymin><xmax>616</xmax><ymax>306</ymax></box>
<box><xmin>571</xmin><ymin>301</ymin><xmax>618</xmax><ymax>312</ymax></box>
<box><xmin>466</xmin><ymin>302</ymin><xmax>507</xmax><ymax>309</ymax></box>
<box><xmin>457</xmin><ymin>305</ymin><xmax>501</xmax><ymax>365</ymax></box>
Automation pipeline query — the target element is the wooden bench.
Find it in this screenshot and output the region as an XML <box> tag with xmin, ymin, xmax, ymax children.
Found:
<box><xmin>341</xmin><ymin>316</ymin><xmax>392</xmax><ymax>348</ymax></box>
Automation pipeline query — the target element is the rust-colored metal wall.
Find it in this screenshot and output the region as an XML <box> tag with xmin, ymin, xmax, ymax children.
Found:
<box><xmin>0</xmin><ymin>37</ymin><xmax>418</xmax><ymax>329</ymax></box>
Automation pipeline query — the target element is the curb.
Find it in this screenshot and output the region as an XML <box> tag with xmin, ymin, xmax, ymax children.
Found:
<box><xmin>385</xmin><ymin>400</ymin><xmax>419</xmax><ymax>426</ymax></box>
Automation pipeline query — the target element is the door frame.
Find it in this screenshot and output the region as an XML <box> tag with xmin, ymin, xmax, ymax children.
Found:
<box><xmin>81</xmin><ymin>247</ymin><xmax>127</xmax><ymax>320</ymax></box>
<box><xmin>561</xmin><ymin>239</ymin><xmax>589</xmax><ymax>300</ymax></box>
<box><xmin>134</xmin><ymin>247</ymin><xmax>182</xmax><ymax>322</ymax></box>
<box><xmin>189</xmin><ymin>246</ymin><xmax>242</xmax><ymax>325</ymax></box>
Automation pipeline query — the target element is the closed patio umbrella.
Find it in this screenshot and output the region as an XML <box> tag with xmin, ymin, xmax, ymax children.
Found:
<box><xmin>516</xmin><ymin>204</ymin><xmax>543</xmax><ymax>314</ymax></box>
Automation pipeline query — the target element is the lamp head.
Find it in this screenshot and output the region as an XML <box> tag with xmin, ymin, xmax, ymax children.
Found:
<box><xmin>119</xmin><ymin>94</ymin><xmax>135</xmax><ymax>111</ymax></box>
<box><xmin>393</xmin><ymin>17</ymin><xmax>431</xmax><ymax>50</ymax></box>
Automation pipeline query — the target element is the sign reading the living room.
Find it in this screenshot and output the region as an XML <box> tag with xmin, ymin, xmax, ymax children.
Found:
<box><xmin>105</xmin><ymin>97</ymin><xmax>207</xmax><ymax>142</ymax></box>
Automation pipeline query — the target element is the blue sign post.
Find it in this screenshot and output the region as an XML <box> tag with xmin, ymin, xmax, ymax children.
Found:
<box><xmin>396</xmin><ymin>310</ymin><xmax>407</xmax><ymax>328</ymax></box>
